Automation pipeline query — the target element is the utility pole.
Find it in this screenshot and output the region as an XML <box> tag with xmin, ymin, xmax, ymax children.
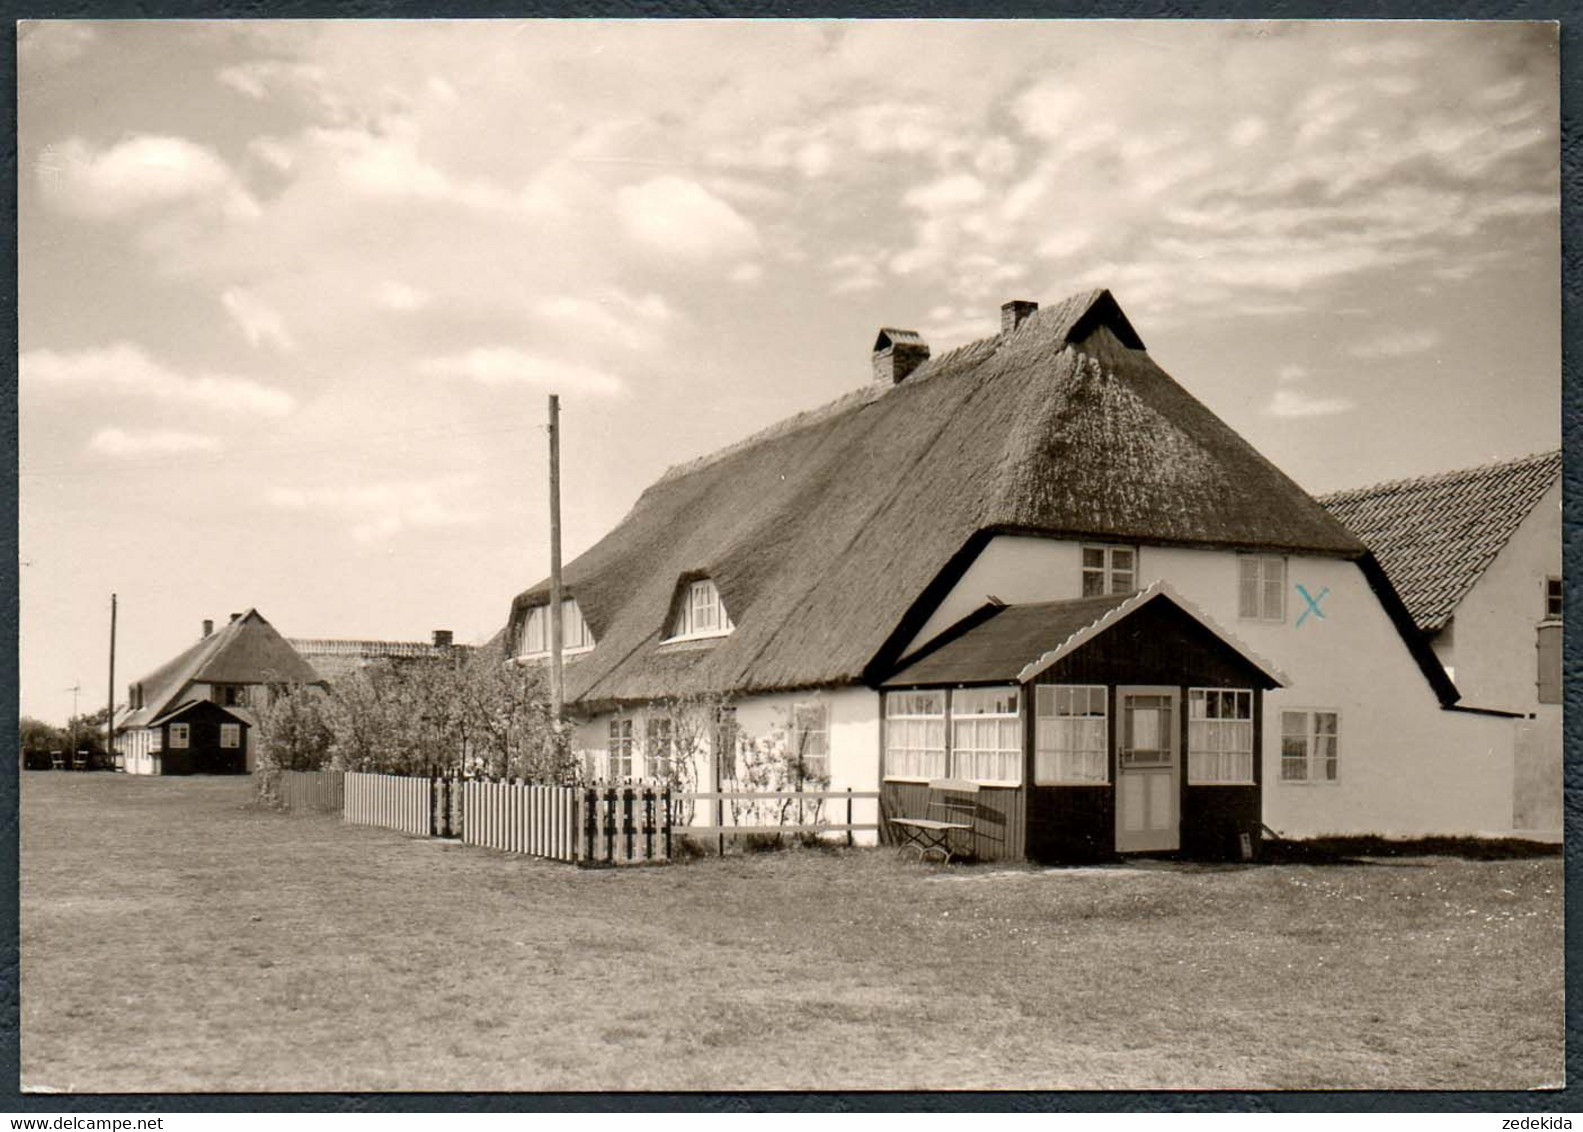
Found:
<box><xmin>106</xmin><ymin>594</ymin><xmax>117</xmax><ymax>769</ymax></box>
<box><xmin>548</xmin><ymin>393</ymin><xmax>564</xmax><ymax>723</ymax></box>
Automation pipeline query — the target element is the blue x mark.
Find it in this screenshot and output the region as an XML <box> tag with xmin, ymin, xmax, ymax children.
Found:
<box><xmin>1295</xmin><ymin>584</ymin><xmax>1330</xmax><ymax>628</ymax></box>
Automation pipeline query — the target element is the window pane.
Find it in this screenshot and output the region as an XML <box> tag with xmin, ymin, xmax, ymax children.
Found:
<box><xmin>1083</xmin><ymin>547</ymin><xmax>1105</xmax><ymax>569</ymax></box>
<box><xmin>1082</xmin><ymin>571</ymin><xmax>1105</xmax><ymax>597</ymax></box>
<box><xmin>1111</xmin><ymin>548</ymin><xmax>1134</xmax><ymax>571</ymax></box>
<box><xmin>1264</xmin><ymin>578</ymin><xmax>1284</xmax><ymax>619</ymax></box>
<box><xmin>1239</xmin><ymin>576</ymin><xmax>1260</xmax><ymax>619</ymax></box>
<box><xmin>1281</xmin><ymin>711</ymin><xmax>1307</xmax><ymax>738</ymax></box>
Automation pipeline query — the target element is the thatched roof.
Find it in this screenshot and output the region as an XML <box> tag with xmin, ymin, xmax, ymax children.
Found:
<box><xmin>508</xmin><ymin>288</ymin><xmax>1366</xmax><ymax>708</ymax></box>
<box><xmin>117</xmin><ymin>609</ymin><xmax>322</xmax><ymax>731</ymax></box>
<box><xmin>1320</xmin><ymin>450</ymin><xmax>1561</xmax><ymax>634</ymax></box>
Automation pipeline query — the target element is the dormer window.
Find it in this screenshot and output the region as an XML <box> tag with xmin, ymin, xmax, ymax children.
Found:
<box><xmin>668</xmin><ymin>579</ymin><xmax>734</xmax><ymax>641</ymax></box>
<box><xmin>519</xmin><ymin>598</ymin><xmax>595</xmax><ymax>658</ymax></box>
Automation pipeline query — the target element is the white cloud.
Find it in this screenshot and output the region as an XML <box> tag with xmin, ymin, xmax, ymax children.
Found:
<box><xmin>419</xmin><ymin>347</ymin><xmax>624</xmax><ymax>396</ymax></box>
<box><xmin>729</xmin><ymin>262</ymin><xmax>764</xmax><ymax>285</ymax></box>
<box><xmin>87</xmin><ymin>427</ymin><xmax>221</xmax><ymax>457</ymax></box>
<box><xmin>615</xmin><ymin>176</ymin><xmax>759</xmax><ymax>260</ymax></box>
<box><xmin>903</xmin><ymin>173</ymin><xmax>987</xmax><ymax>214</ymax></box>
<box><xmin>973</xmin><ymin>136</ymin><xmax>1019</xmax><ymax>178</ymax></box>
<box><xmin>221</xmin><ymin>287</ymin><xmax>295</xmax><ymax>351</ymax></box>
<box><xmin>21</xmin><ymin>342</ymin><xmax>295</xmax><ymax>418</ymax></box>
<box><xmin>1276</xmin><ymin>364</ymin><xmax>1307</xmax><ymax>384</ymax></box>
<box><xmin>531</xmin><ymin>291</ymin><xmax>674</xmax><ymax>351</ymax></box>
<box><xmin>376</xmin><ymin>280</ymin><xmax>431</xmax><ymax>312</ymax></box>
<box><xmin>36</xmin><ymin>135</ymin><xmax>259</xmax><ymax>221</ymax></box>
<box><xmin>264</xmin><ymin>475</ymin><xmax>484</xmax><ymax>543</ymax></box>
<box><xmin>248</xmin><ymin>136</ymin><xmax>297</xmax><ymax>174</ymax></box>
<box><xmin>1349</xmin><ymin>328</ymin><xmax>1443</xmax><ymax>359</ymax></box>
<box><xmin>1228</xmin><ymin>116</ymin><xmax>1268</xmax><ymax>147</ymax></box>
<box><xmin>1265</xmin><ymin>388</ymin><xmax>1357</xmax><ymax>418</ymax></box>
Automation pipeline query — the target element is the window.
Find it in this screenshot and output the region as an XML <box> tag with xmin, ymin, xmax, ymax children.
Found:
<box><xmin>1281</xmin><ymin>710</ymin><xmax>1339</xmax><ymax>783</ymax></box>
<box><xmin>714</xmin><ymin>706</ymin><xmax>738</xmax><ymax>784</ymax></box>
<box><xmin>884</xmin><ymin>691</ymin><xmax>947</xmax><ymax>780</ymax></box>
<box><xmin>1035</xmin><ymin>685</ymin><xmax>1108</xmax><ymax>784</ymax></box>
<box><xmin>169</xmin><ymin>723</ymin><xmax>189</xmax><ymax>750</ymax></box>
<box><xmin>1546</xmin><ymin>576</ymin><xmax>1563</xmax><ymax>621</ymax></box>
<box><xmin>950</xmin><ymin>687</ymin><xmax>1023</xmax><ymax>784</ymax></box>
<box><xmin>1187</xmin><ymin>689</ymin><xmax>1254</xmax><ymax>784</ymax></box>
<box><xmin>219</xmin><ymin>723</ymin><xmax>241</xmax><ymax>749</ymax></box>
<box><xmin>1082</xmin><ymin>545</ymin><xmax>1137</xmax><ymax>597</ymax></box>
<box><xmin>215</xmin><ymin>684</ymin><xmax>247</xmax><ymax>708</ymax></box>
<box><xmin>644</xmin><ymin>716</ymin><xmax>673</xmax><ymax>781</ymax></box>
<box><xmin>670</xmin><ymin>579</ymin><xmax>734</xmax><ymax>640</ymax></box>
<box><xmin>790</xmin><ymin>702</ymin><xmax>830</xmax><ymax>783</ymax></box>
<box><xmin>607</xmin><ymin>718</ymin><xmax>635</xmax><ymax>780</ymax></box>
<box><xmin>519</xmin><ymin>599</ymin><xmax>595</xmax><ymax>657</ymax></box>
<box><xmin>1239</xmin><ymin>555</ymin><xmax>1287</xmax><ymax>621</ymax></box>
<box><xmin>1538</xmin><ymin>623</ymin><xmax>1562</xmax><ymax>704</ymax></box>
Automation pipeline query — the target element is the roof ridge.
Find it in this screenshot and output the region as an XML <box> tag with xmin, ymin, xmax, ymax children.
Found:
<box><xmin>1318</xmin><ymin>448</ymin><xmax>1561</xmax><ymax>504</ymax></box>
<box><xmin>652</xmin><ymin>289</ymin><xmax>1124</xmax><ymax>487</ymax></box>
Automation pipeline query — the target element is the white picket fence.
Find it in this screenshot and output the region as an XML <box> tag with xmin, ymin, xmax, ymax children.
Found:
<box><xmin>344</xmin><ymin>771</ymin><xmax>434</xmax><ymax>837</ymax></box>
<box><xmin>461</xmin><ymin>779</ymin><xmax>580</xmax><ymax>863</ymax></box>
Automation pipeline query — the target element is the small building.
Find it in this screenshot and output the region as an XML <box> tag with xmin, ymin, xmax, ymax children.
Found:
<box><xmin>116</xmin><ymin>610</ymin><xmax>323</xmax><ymax>776</ymax></box>
<box><xmin>1321</xmin><ymin>450</ymin><xmax>1562</xmax><ymax>836</ymax></box>
<box><xmin>879</xmin><ymin>584</ymin><xmax>1286</xmax><ymax>861</ymax></box>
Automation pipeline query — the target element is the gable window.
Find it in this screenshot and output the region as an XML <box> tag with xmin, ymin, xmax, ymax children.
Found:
<box><xmin>645</xmin><ymin>716</ymin><xmax>673</xmax><ymax>781</ymax></box>
<box><xmin>219</xmin><ymin>723</ymin><xmax>241</xmax><ymax>750</ymax></box>
<box><xmin>169</xmin><ymin>723</ymin><xmax>190</xmax><ymax>750</ymax></box>
<box><xmin>670</xmin><ymin>579</ymin><xmax>734</xmax><ymax>641</ymax></box>
<box><xmin>520</xmin><ymin>599</ymin><xmax>595</xmax><ymax>658</ymax></box>
<box><xmin>1035</xmin><ymin>685</ymin><xmax>1108</xmax><ymax>784</ymax></box>
<box><xmin>950</xmin><ymin>687</ymin><xmax>1023</xmax><ymax>785</ymax></box>
<box><xmin>1280</xmin><ymin>710</ymin><xmax>1339</xmax><ymax>783</ymax></box>
<box><xmin>790</xmin><ymin>702</ymin><xmax>829</xmax><ymax>783</ymax></box>
<box><xmin>1187</xmin><ymin>689</ymin><xmax>1254</xmax><ymax>784</ymax></box>
<box><xmin>607</xmin><ymin>718</ymin><xmax>635</xmax><ymax>780</ymax></box>
<box><xmin>1546</xmin><ymin>576</ymin><xmax>1563</xmax><ymax>621</ymax></box>
<box><xmin>215</xmin><ymin>684</ymin><xmax>247</xmax><ymax>708</ymax></box>
<box><xmin>1082</xmin><ymin>545</ymin><xmax>1136</xmax><ymax>597</ymax></box>
<box><xmin>884</xmin><ymin>691</ymin><xmax>947</xmax><ymax>780</ymax></box>
<box><xmin>1239</xmin><ymin>555</ymin><xmax>1287</xmax><ymax>622</ymax></box>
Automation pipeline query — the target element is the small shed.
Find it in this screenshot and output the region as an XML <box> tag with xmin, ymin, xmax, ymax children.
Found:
<box><xmin>146</xmin><ymin>700</ymin><xmax>252</xmax><ymax>776</ymax></box>
<box><xmin>880</xmin><ymin>582</ymin><xmax>1287</xmax><ymax>863</ymax></box>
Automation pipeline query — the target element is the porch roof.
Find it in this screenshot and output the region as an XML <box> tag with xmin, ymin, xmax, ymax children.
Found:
<box><xmin>881</xmin><ymin>581</ymin><xmax>1289</xmax><ymax>688</ymax></box>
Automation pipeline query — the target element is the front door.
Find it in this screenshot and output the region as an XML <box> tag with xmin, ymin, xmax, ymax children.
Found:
<box><xmin>1115</xmin><ymin>687</ymin><xmax>1180</xmax><ymax>853</ymax></box>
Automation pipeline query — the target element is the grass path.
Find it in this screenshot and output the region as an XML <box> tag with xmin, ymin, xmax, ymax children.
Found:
<box><xmin>20</xmin><ymin>773</ymin><xmax>1563</xmax><ymax>1092</ymax></box>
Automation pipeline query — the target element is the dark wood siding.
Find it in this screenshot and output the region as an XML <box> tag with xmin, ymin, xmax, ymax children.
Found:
<box><xmin>880</xmin><ymin>781</ymin><xmax>1025</xmax><ymax>862</ymax></box>
<box><xmin>1024</xmin><ymin>600</ymin><xmax>1274</xmax><ymax>863</ymax></box>
<box><xmin>158</xmin><ymin>703</ymin><xmax>248</xmax><ymax>776</ymax></box>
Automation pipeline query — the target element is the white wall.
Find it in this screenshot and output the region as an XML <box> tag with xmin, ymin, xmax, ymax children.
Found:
<box><xmin>905</xmin><ymin>535</ymin><xmax>1520</xmax><ymax>837</ymax></box>
<box><xmin>571</xmin><ymin>686</ymin><xmax>883</xmax><ymax>845</ymax></box>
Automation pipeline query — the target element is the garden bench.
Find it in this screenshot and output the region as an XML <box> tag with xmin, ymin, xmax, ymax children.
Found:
<box><xmin>889</xmin><ymin>778</ymin><xmax>979</xmax><ymax>864</ymax></box>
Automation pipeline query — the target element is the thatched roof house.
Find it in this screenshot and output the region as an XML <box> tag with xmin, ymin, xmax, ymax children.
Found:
<box><xmin>507</xmin><ymin>288</ymin><xmax>1399</xmax><ymax>711</ymax></box>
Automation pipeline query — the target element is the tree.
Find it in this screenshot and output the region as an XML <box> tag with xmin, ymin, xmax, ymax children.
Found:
<box><xmin>19</xmin><ymin>716</ymin><xmax>66</xmax><ymax>752</ymax></box>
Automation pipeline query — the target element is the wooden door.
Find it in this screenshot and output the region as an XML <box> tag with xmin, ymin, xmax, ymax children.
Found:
<box><xmin>1115</xmin><ymin>687</ymin><xmax>1180</xmax><ymax>853</ymax></box>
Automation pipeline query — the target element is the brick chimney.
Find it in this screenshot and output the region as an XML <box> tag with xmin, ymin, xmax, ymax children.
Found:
<box><xmin>1001</xmin><ymin>300</ymin><xmax>1038</xmax><ymax>334</ymax></box>
<box><xmin>872</xmin><ymin>328</ymin><xmax>930</xmax><ymax>386</ymax></box>
<box><xmin>432</xmin><ymin>629</ymin><xmax>454</xmax><ymax>648</ymax></box>
<box><xmin>202</xmin><ymin>619</ymin><xmax>213</xmax><ymax>639</ymax></box>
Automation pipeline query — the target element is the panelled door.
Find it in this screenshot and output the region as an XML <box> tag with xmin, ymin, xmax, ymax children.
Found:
<box><xmin>1115</xmin><ymin>687</ymin><xmax>1180</xmax><ymax>853</ymax></box>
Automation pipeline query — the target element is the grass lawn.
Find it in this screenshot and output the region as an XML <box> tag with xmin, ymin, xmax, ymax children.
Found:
<box><xmin>21</xmin><ymin>772</ymin><xmax>1563</xmax><ymax>1093</ymax></box>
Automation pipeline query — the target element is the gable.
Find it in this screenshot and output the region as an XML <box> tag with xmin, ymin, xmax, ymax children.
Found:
<box><xmin>127</xmin><ymin>609</ymin><xmax>321</xmax><ymax>722</ymax></box>
<box><xmin>509</xmin><ymin>289</ymin><xmax>1364</xmax><ymax>707</ymax></box>
<box><xmin>1321</xmin><ymin>450</ymin><xmax>1561</xmax><ymax>633</ymax></box>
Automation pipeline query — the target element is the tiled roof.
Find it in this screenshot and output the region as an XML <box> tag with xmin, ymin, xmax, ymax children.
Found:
<box><xmin>1319</xmin><ymin>450</ymin><xmax>1561</xmax><ymax>633</ymax></box>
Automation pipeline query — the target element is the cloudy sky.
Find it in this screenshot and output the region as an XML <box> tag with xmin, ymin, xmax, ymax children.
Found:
<box><xmin>18</xmin><ymin>20</ymin><xmax>1559</xmax><ymax>723</ymax></box>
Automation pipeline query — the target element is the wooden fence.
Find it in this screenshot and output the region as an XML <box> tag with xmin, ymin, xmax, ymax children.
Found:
<box><xmin>678</xmin><ymin>789</ymin><xmax>881</xmax><ymax>856</ymax></box>
<box><xmin>580</xmin><ymin>784</ymin><xmax>671</xmax><ymax>866</ymax></box>
<box><xmin>461</xmin><ymin>779</ymin><xmax>582</xmax><ymax>863</ymax></box>
<box><xmin>344</xmin><ymin>771</ymin><xmax>434</xmax><ymax>837</ymax></box>
<box><xmin>276</xmin><ymin>769</ymin><xmax>344</xmax><ymax>814</ymax></box>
